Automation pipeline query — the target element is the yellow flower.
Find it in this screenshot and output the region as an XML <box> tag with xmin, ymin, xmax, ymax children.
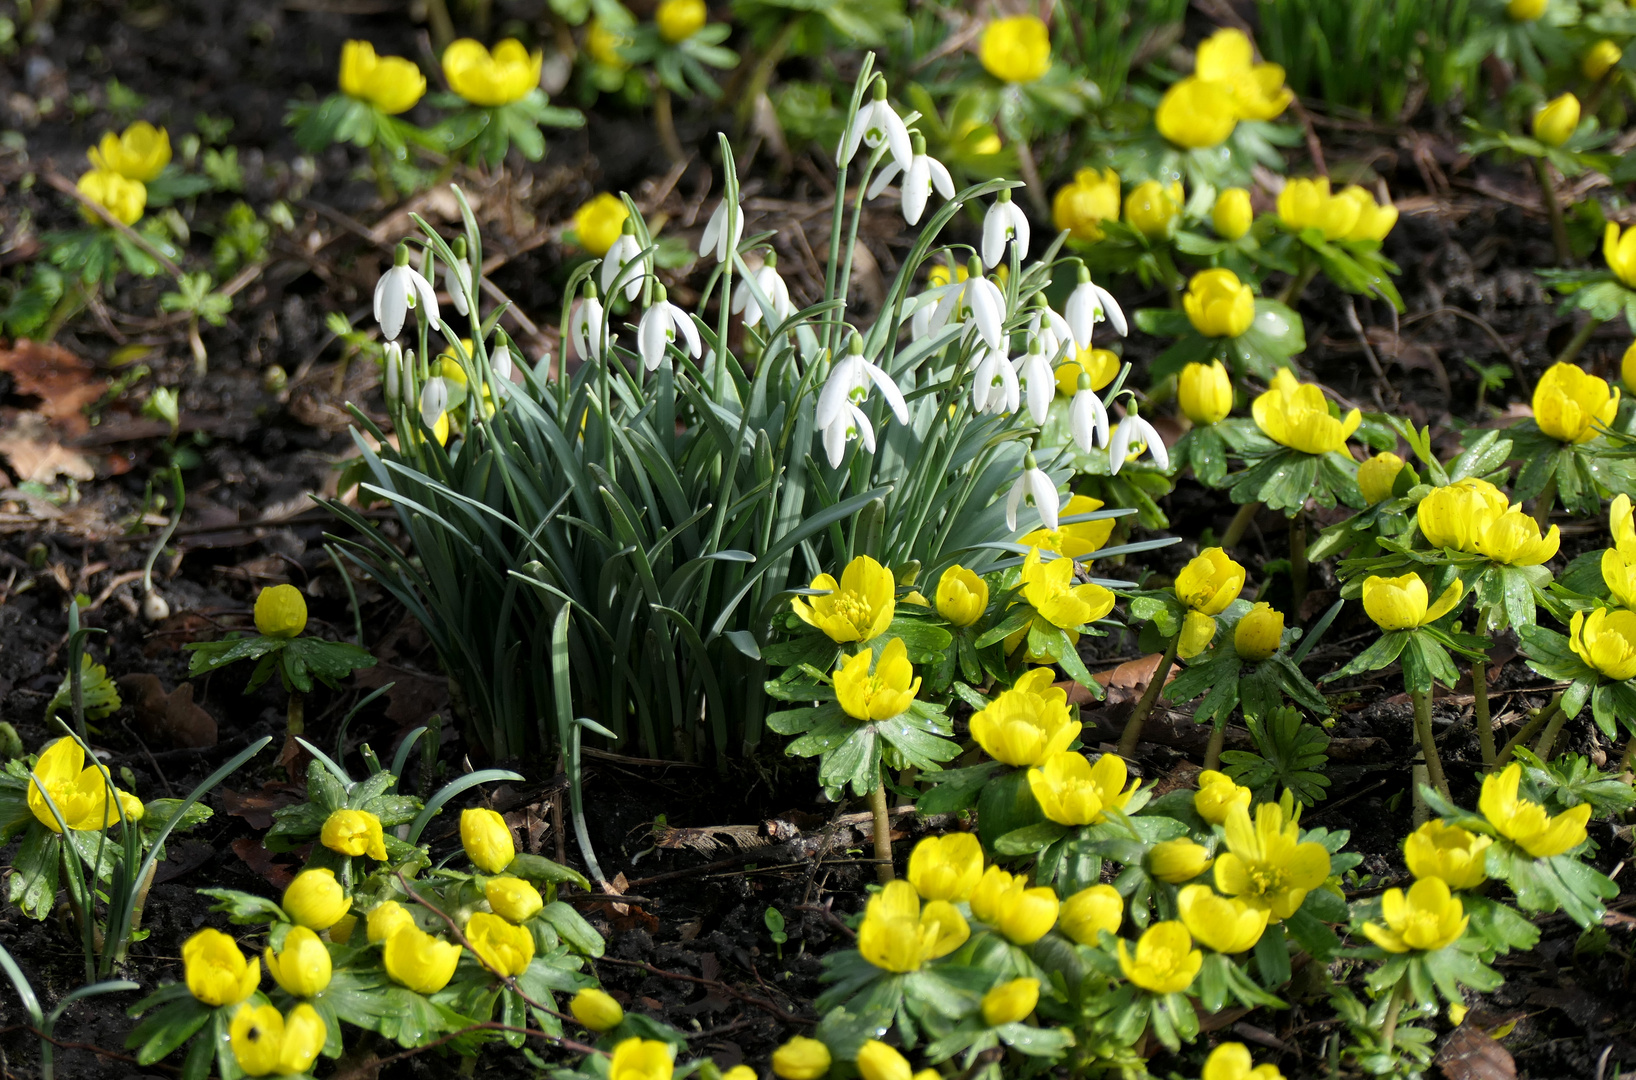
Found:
<box><xmin>773</xmin><ymin>1036</ymin><xmax>832</xmax><ymax>1080</ymax></box>
<box><xmin>1481</xmin><ymin>763</ymin><xmax>1591</xmax><ymax>857</ymax></box>
<box><xmin>1623</xmin><ymin>341</ymin><xmax>1636</xmax><ymax>393</ymax></box>
<box><xmin>1334</xmin><ymin>185</ymin><xmax>1399</xmax><ymax>242</ymax></box>
<box><xmin>1052</xmin><ymin>168</ymin><xmax>1121</xmax><ymax>243</ymax></box>
<box><xmin>1179</xmin><ymin>360</ymin><xmax>1233</xmax><ymax>425</ymax></box>
<box><xmin>321</xmin><ymin>808</ymin><xmax>387</xmax><ymax>860</ymax></box>
<box><xmin>1532</xmin><ymin>93</ymin><xmax>1580</xmax><ymax>148</ymax></box>
<box><xmin>1234</xmin><ymin>603</ymin><xmax>1284</xmax><ymax>662</ymax></box>
<box><xmin>1361</xmin><ymin>574</ymin><xmax>1464</xmax><ymax>632</ymax></box>
<box><xmin>1195</xmin><ymin>28</ymin><xmax>1292</xmax><ymax>122</ymax></box>
<box><xmin>1194</xmin><ymin>769</ymin><xmax>1252</xmax><ymax>825</ymax></box>
<box><xmin>856</xmin><ymin>1040</ymin><xmax>911</xmax><ymax>1080</ymax></box>
<box><xmin>571</xmin><ymin>987</ymin><xmax>626</xmax><ymax>1031</ymax></box>
<box><xmin>858</xmin><ymin>880</ymin><xmax>970</xmax><ymax>972</ymax></box>
<box><xmin>1363</xmin><ymin>877</ymin><xmax>1468</xmax><ymax>953</ymax></box>
<box><xmin>611</xmin><ymin>1038</ymin><xmax>675</xmax><ymax>1080</ymax></box>
<box><xmin>586</xmin><ymin>19</ymin><xmax>632</xmax><ymax>69</ymax></box>
<box><xmin>77</xmin><ymin>169</ymin><xmax>145</xmax><ymax>227</ymax></box>
<box><xmin>1054</xmin><ymin>348</ymin><xmax>1122</xmax><ymax>397</ymax></box>
<box><xmin>1155</xmin><ymin>76</ymin><xmax>1240</xmax><ymax>149</ymax></box>
<box><xmin>338</xmin><ymin>40</ymin><xmax>426</xmax><ymax>114</ymax></box>
<box><xmin>27</xmin><ymin>737</ymin><xmax>136</xmax><ymax>833</ymax></box>
<box><xmin>1507</xmin><ymin>0</ymin><xmax>1547</xmax><ymax>20</ymax></box>
<box><xmin>907</xmin><ymin>832</ymin><xmax>984</xmax><ymax>902</ymax></box>
<box><xmin>485</xmin><ymin>876</ymin><xmax>544</xmax><ymax>923</ymax></box>
<box><xmin>1149</xmin><ymin>838</ymin><xmax>1214</xmax><ymax>883</ymax></box>
<box><xmin>383</xmin><ymin>924</ymin><xmax>462</xmax><ymax>993</ymax></box>
<box><xmin>935</xmin><ymin>565</ymin><xmax>989</xmax><ymax>627</ymax></box>
<box><xmin>443</xmin><ymin>38</ymin><xmax>541</xmax><ymax>107</ymax></box>
<box><xmin>979</xmin><ymin>16</ymin><xmax>1051</xmax><ymax>84</ymax></box>
<box><xmin>1202</xmin><ymin>1041</ymin><xmax>1285</xmax><ymax>1080</ymax></box>
<box><xmin>1607</xmin><ymin>223</ymin><xmax>1636</xmax><ymax>288</ymax></box>
<box><xmin>1184</xmin><ymin>269</ymin><xmax>1255</xmax><ymax>339</ymax></box>
<box><xmin>1018</xmin><ymin>546</ymin><xmax>1117</xmax><ymax>633</ymax></box>
<box><xmin>1476</xmin><ymin>507</ymin><xmax>1560</xmax><ymax>566</ymax></box>
<box><xmin>329</xmin><ymin>914</ymin><xmax>357</xmax><ymax>944</ymax></box>
<box><xmin>467</xmin><ymin>910</ymin><xmax>535</xmax><ymax>976</ymax></box>
<box><xmin>1214</xmin><ymin>801</ymin><xmax>1331</xmax><ymax>919</ymax></box>
<box><xmin>1021</xmin><ymin>494</ymin><xmax>1115</xmax><ymax>559</ymax></box>
<box><xmin>927</xmin><ymin>261</ymin><xmax>969</xmax><ymax>289</ymax></box>
<box><xmin>1276</xmin><ymin>177</ymin><xmax>1360</xmax><ymax>241</ymax></box>
<box><xmin>88</xmin><ymin>121</ymin><xmax>170</xmax><ymax>182</ymax></box>
<box><xmin>1614</xmin><ymin>493</ymin><xmax>1636</xmax><ymax>555</ymax></box>
<box><xmin>979</xmin><ymin>876</ymin><xmax>1060</xmax><ymax>945</ymax></box>
<box><xmin>1571</xmin><ymin>606</ymin><xmax>1636</xmax><ymax>681</ymax></box>
<box><xmin>183</xmin><ymin>928</ymin><xmax>261</xmax><ymax>1007</ymax></box>
<box><xmin>1356</xmin><ymin>452</ymin><xmax>1405</xmax><ymax>505</ymax></box>
<box><xmin>229</xmin><ymin>1002</ymin><xmax>326</xmax><ymax>1078</ymax></box>
<box><xmin>792</xmin><ymin>556</ymin><xmax>896</xmax><ymax>643</ymax></box>
<box><xmin>1176</xmin><ymin>547</ymin><xmax>1245</xmax><ymax>616</ymax></box>
<box><xmin>1060</xmin><ymin>883</ymin><xmax>1123</xmax><ymax>945</ymax></box>
<box><xmin>1417</xmin><ymin>477</ymin><xmax>1509</xmax><ymax>553</ymax></box>
<box><xmin>1124</xmin><ymin>179</ymin><xmax>1185</xmax><ymax>239</ymax></box>
<box><xmin>1213</xmin><ymin>187</ymin><xmax>1253</xmax><ymax>240</ymax></box>
<box><xmin>461</xmin><ymin>807</ymin><xmax>516</xmax><ymax>873</ymax></box>
<box><xmin>254</xmin><ymin>584</ymin><xmax>307</xmax><ymax>638</ymax></box>
<box><xmin>969</xmin><ymin>671</ymin><xmax>1079</xmax><ymax>766</ymax></box>
<box><xmin>656</xmin><ymin>0</ymin><xmax>706</xmax><ymax>43</ymax></box>
<box><xmin>981</xmin><ymin>978</ymin><xmax>1040</xmax><ymax>1026</ymax></box>
<box><xmin>1584</xmin><ymin>40</ymin><xmax>1623</xmax><ymax>81</ymax></box>
<box><xmin>573</xmin><ymin>193</ymin><xmax>629</xmax><ymax>258</ymax></box>
<box><xmin>1028</xmin><ymin>751</ymin><xmax>1135</xmax><ymax>826</ymax></box>
<box><xmin>1252</xmin><ymin>368</ymin><xmax>1361</xmax><ymax>455</ymax></box>
<box><xmin>1177</xmin><ymin>884</ymin><xmax>1269</xmax><ymax>954</ymax></box>
<box><xmin>835</xmin><ymin>638</ymin><xmax>921</xmax><ymax>721</ymax></box>
<box><xmin>1404</xmin><ymin>820</ymin><xmax>1492</xmax><ymax>891</ymax></box>
<box><xmin>283</xmin><ymin>868</ymin><xmax>351</xmax><ymax>931</ymax></box>
<box><xmin>367</xmin><ymin>900</ymin><xmax>416</xmax><ymax>944</ymax></box>
<box><xmin>1533</xmin><ymin>361</ymin><xmax>1619</xmax><ymax>443</ymax></box>
<box><xmin>265</xmin><ymin>925</ymin><xmax>332</xmax><ymax>998</ymax></box>
<box><xmin>1601</xmin><ymin>547</ymin><xmax>1636</xmax><ymax>608</ymax></box>
<box><xmin>1116</xmin><ymin>920</ymin><xmax>1201</xmax><ymax>994</ymax></box>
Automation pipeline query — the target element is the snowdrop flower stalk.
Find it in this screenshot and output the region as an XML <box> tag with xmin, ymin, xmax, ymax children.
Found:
<box><xmin>817</xmin><ymin>333</ymin><xmax>909</xmax><ymax>432</ymax></box>
<box><xmin>731</xmin><ymin>250</ymin><xmax>795</xmax><ymax>329</ymax></box>
<box><xmin>638</xmin><ymin>283</ymin><xmax>702</xmax><ymax>372</ymax></box>
<box><xmin>1064</xmin><ymin>262</ymin><xmax>1126</xmax><ymax>349</ymax></box>
<box><xmin>443</xmin><ymin>237</ymin><xmax>473</xmax><ymax>317</ymax></box>
<box><xmin>1109</xmin><ymin>398</ymin><xmax>1170</xmax><ymax>475</ymax></box>
<box><xmin>600</xmin><ymin>217</ymin><xmax>647</xmax><ymax>302</ymax></box>
<box><xmin>374</xmin><ymin>243</ymin><xmax>440</xmax><ymax>341</ymax></box>
<box><xmin>1007</xmin><ymin>452</ymin><xmax>1060</xmax><ymax>532</ymax></box>
<box><xmin>839</xmin><ymin>77</ymin><xmax>913</xmax><ymax>173</ymax></box>
<box><xmin>982</xmin><ymin>187</ymin><xmax>1031</xmax><ymax>270</ymax></box>
<box><xmin>1015</xmin><ymin>336</ymin><xmax>1056</xmax><ymax>424</ymax></box>
<box><xmin>866</xmin><ymin>132</ymin><xmax>956</xmax><ymax>226</ymax></box>
<box><xmin>1070</xmin><ymin>372</ymin><xmax>1110</xmax><ymax>452</ymax></box>
<box><xmin>568</xmin><ymin>281</ymin><xmax>607</xmax><ymax>362</ymax></box>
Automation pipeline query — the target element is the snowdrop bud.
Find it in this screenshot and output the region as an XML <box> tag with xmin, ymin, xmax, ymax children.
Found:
<box><xmin>142</xmin><ymin>589</ymin><xmax>170</xmax><ymax>622</ymax></box>
<box><xmin>420</xmin><ymin>377</ymin><xmax>448</xmax><ymax>430</ymax></box>
<box><xmin>490</xmin><ymin>333</ymin><xmax>513</xmax><ymax>382</ymax></box>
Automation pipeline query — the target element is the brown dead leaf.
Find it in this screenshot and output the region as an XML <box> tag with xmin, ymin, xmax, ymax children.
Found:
<box><xmin>0</xmin><ymin>340</ymin><xmax>106</xmax><ymax>435</ymax></box>
<box><xmin>219</xmin><ymin>784</ymin><xmax>304</xmax><ymax>830</ymax></box>
<box><xmin>117</xmin><ymin>674</ymin><xmax>218</xmax><ymax>749</ymax></box>
<box><xmin>1078</xmin><ymin>653</ymin><xmax>1177</xmax><ymax>705</ymax></box>
<box><xmin>0</xmin><ymin>410</ymin><xmax>96</xmax><ymax>484</ymax></box>
<box><xmin>1436</xmin><ymin>1024</ymin><xmax>1516</xmax><ymax>1080</ymax></box>
<box><xmin>354</xmin><ymin>663</ymin><xmax>450</xmax><ymax>727</ymax></box>
<box><xmin>231</xmin><ymin>836</ymin><xmax>297</xmax><ymax>890</ymax></box>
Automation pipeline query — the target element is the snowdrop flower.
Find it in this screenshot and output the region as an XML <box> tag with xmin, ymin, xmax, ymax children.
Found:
<box><xmin>600</xmin><ymin>219</ymin><xmax>647</xmax><ymax>302</ymax></box>
<box><xmin>1006</xmin><ymin>452</ymin><xmax>1060</xmax><ymax>532</ymax></box>
<box><xmin>866</xmin><ymin>132</ymin><xmax>956</xmax><ymax>226</ymax></box>
<box><xmin>731</xmin><ymin>251</ymin><xmax>795</xmax><ymax>328</ymax></box>
<box><xmin>420</xmin><ymin>376</ymin><xmax>448</xmax><ymax>430</ymax></box>
<box><xmin>960</xmin><ymin>262</ymin><xmax>1009</xmax><ymax>351</ymax></box>
<box><xmin>568</xmin><ymin>283</ymin><xmax>607</xmax><ymax>362</ymax></box>
<box><xmin>1027</xmin><ymin>294</ymin><xmax>1072</xmax><ymax>364</ymax></box>
<box><xmin>821</xmin><ymin>400</ymin><xmax>877</xmax><ymax>468</ymax></box>
<box><xmin>1064</xmin><ymin>263</ymin><xmax>1126</xmax><ymax>349</ymax></box>
<box><xmin>374</xmin><ymin>244</ymin><xmax>440</xmax><ymax>341</ymax></box>
<box><xmin>443</xmin><ymin>239</ymin><xmax>473</xmax><ymax>318</ymax></box>
<box><xmin>699</xmin><ymin>197</ymin><xmax>743</xmax><ymax>264</ymax></box>
<box><xmin>1109</xmin><ymin>400</ymin><xmax>1170</xmax><ymax>476</ymax></box>
<box><xmin>638</xmin><ymin>284</ymin><xmax>702</xmax><ymax>371</ymax></box>
<box><xmin>970</xmin><ymin>343</ymin><xmax>1019</xmax><ymax>416</ymax></box>
<box><xmin>818</xmin><ymin>334</ymin><xmax>910</xmax><ymax>430</ymax></box>
<box><xmin>839</xmin><ymin>78</ymin><xmax>913</xmax><ymax>173</ymax></box>
<box><xmin>1069</xmin><ymin>372</ymin><xmax>1109</xmax><ymax>452</ymax></box>
<box><xmin>490</xmin><ymin>334</ymin><xmax>513</xmax><ymax>383</ymax></box>
<box><xmin>1015</xmin><ymin>337</ymin><xmax>1056</xmax><ymax>424</ymax></box>
<box><xmin>981</xmin><ymin>187</ymin><xmax>1031</xmax><ymax>270</ymax></box>
<box><xmin>382</xmin><ymin>342</ymin><xmax>405</xmax><ymax>406</ymax></box>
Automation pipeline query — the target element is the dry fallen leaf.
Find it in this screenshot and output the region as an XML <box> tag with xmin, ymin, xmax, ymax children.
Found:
<box><xmin>1071</xmin><ymin>653</ymin><xmax>1178</xmax><ymax>705</ymax></box>
<box><xmin>231</xmin><ymin>836</ymin><xmax>297</xmax><ymax>890</ymax></box>
<box><xmin>1436</xmin><ymin>1023</ymin><xmax>1516</xmax><ymax>1080</ymax></box>
<box><xmin>0</xmin><ymin>410</ymin><xmax>96</xmax><ymax>484</ymax></box>
<box><xmin>0</xmin><ymin>339</ymin><xmax>106</xmax><ymax>435</ymax></box>
<box><xmin>117</xmin><ymin>673</ymin><xmax>218</xmax><ymax>749</ymax></box>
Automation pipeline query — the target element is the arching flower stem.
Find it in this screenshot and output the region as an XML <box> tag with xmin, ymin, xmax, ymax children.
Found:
<box><xmin>1117</xmin><ymin>634</ymin><xmax>1180</xmax><ymax>759</ymax></box>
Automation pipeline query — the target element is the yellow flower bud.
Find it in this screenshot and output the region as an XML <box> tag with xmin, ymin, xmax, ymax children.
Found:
<box><xmin>442</xmin><ymin>38</ymin><xmax>542</xmax><ymax>107</ymax></box>
<box><xmin>791</xmin><ymin>556</ymin><xmax>896</xmax><ymax>643</ymax></box>
<box><xmin>1052</xmin><ymin>167</ymin><xmax>1121</xmax><ymax>243</ymax></box>
<box><xmin>573</xmin><ymin>193</ymin><xmax>629</xmax><ymax>257</ymax></box>
<box><xmin>1570</xmin><ymin>606</ymin><xmax>1636</xmax><ymax>681</ymax></box>
<box><xmin>1363</xmin><ymin>877</ymin><xmax>1468</xmax><ymax>953</ymax></box>
<box><xmin>856</xmin><ymin>1040</ymin><xmax>911</xmax><ymax>1080</ymax></box>
<box><xmin>1059</xmin><ymin>883</ymin><xmax>1123</xmax><ymax>945</ymax></box>
<box><xmin>1184</xmin><ymin>269</ymin><xmax>1255</xmax><ymax>339</ymax></box>
<box><xmin>485</xmin><ymin>876</ymin><xmax>544</xmax><ymax>923</ymax></box>
<box><xmin>338</xmin><ymin>40</ymin><xmax>427</xmax><ymax>114</ymax></box>
<box><xmin>1356</xmin><ymin>452</ymin><xmax>1405</xmax><ymax>504</ymax></box>
<box><xmin>773</xmin><ymin>1036</ymin><xmax>832</xmax><ymax>1080</ymax></box>
<box><xmin>282</xmin><ymin>868</ymin><xmax>351</xmax><ymax>931</ymax></box>
<box><xmin>1417</xmin><ymin>477</ymin><xmax>1507</xmax><ymax>553</ymax></box>
<box><xmin>367</xmin><ymin>900</ymin><xmax>416</xmax><ymax>944</ymax></box>
<box><xmin>1202</xmin><ymin>1041</ymin><xmax>1286</xmax><ymax>1080</ymax></box>
<box><xmin>320</xmin><ymin>808</ymin><xmax>387</xmax><ymax>860</ymax></box>
<box><xmin>1361</xmin><ymin>574</ymin><xmax>1464</xmax><ymax>632</ymax></box>
<box><xmin>461</xmin><ymin>807</ymin><xmax>516</xmax><ymax>873</ymax></box>
<box><xmin>254</xmin><ymin>584</ymin><xmax>307</xmax><ymax>638</ymax></box>
<box><xmin>1334</xmin><ymin>185</ymin><xmax>1399</xmax><ymax>242</ymax></box>
<box><xmin>1584</xmin><ymin>40</ymin><xmax>1623</xmax><ymax>81</ymax></box>
<box><xmin>992</xmin><ymin>883</ymin><xmax>1060</xmax><ymax>945</ymax></box>
<box><xmin>77</xmin><ymin>169</ymin><xmax>145</xmax><ymax>227</ymax></box>
<box><xmin>571</xmin><ymin>987</ymin><xmax>626</xmax><ymax>1031</ymax></box>
<box><xmin>726</xmin><ymin>1068</ymin><xmax>759</xmax><ymax>1080</ymax></box>
<box><xmin>1194</xmin><ymin>769</ymin><xmax>1252</xmax><ymax>825</ymax></box>
<box><xmin>1177</xmin><ymin>884</ymin><xmax>1269</xmax><ymax>954</ymax></box>
<box><xmin>1027</xmin><ymin>751</ymin><xmax>1133</xmax><ymax>826</ymax></box>
<box><xmin>1533</xmin><ymin>361</ymin><xmax>1619</xmax><ymax>444</ymax></box>
<box><xmin>1148</xmin><ymin>838</ymin><xmax>1214</xmax><ymax>883</ymax></box>
<box><xmin>183</xmin><ymin>928</ymin><xmax>260</xmax><ymax>1007</ymax></box>
<box><xmin>466</xmin><ymin>910</ymin><xmax>535</xmax><ymax>976</ymax></box>
<box><xmin>1177</xmin><ymin>357</ymin><xmax>1237</xmax><ymax>424</ymax></box>
<box><xmin>1276</xmin><ymin>177</ymin><xmax>1361</xmax><ymax>241</ymax></box>
<box><xmin>656</xmin><ymin>0</ymin><xmax>707</xmax><ymax>43</ymax></box>
<box><xmin>611</xmin><ymin>1037</ymin><xmax>676</xmax><ymax>1080</ymax></box>
<box><xmin>383</xmin><ymin>924</ymin><xmax>462</xmax><ymax>993</ymax></box>
<box><xmin>1212</xmin><ymin>187</ymin><xmax>1253</xmax><ymax>240</ymax></box>
<box><xmin>1532</xmin><ymin>93</ymin><xmax>1580</xmax><ymax>148</ymax></box>
<box><xmin>229</xmin><ymin>1002</ymin><xmax>326</xmax><ymax>1078</ymax></box>
<box><xmin>1175</xmin><ymin>547</ymin><xmax>1245</xmax><ymax>615</ymax></box>
<box><xmin>329</xmin><ymin>913</ymin><xmax>357</xmax><ymax>945</ymax></box>
<box><xmin>1404</xmin><ymin>819</ymin><xmax>1492</xmax><ymax>891</ymax></box>
<box><xmin>1116</xmin><ymin>920</ymin><xmax>1202</xmax><ymax>993</ymax></box>
<box><xmin>1156</xmin><ymin>76</ymin><xmax>1239</xmax><ymax>149</ymax></box>
<box><xmin>1479</xmin><ymin>762</ymin><xmax>1591</xmax><ymax>858</ymax></box>
<box><xmin>1608</xmin><ymin>222</ymin><xmax>1636</xmax><ymax>288</ymax></box>
<box><xmin>969</xmin><ymin>671</ymin><xmax>1080</xmax><ymax>767</ymax></box>
<box><xmin>907</xmin><ymin>832</ymin><xmax>984</xmax><ymax>902</ymax></box>
<box><xmin>586</xmin><ymin>19</ymin><xmax>632</xmax><ymax>69</ymax></box>
<box><xmin>979</xmin><ymin>16</ymin><xmax>1051</xmax><ymax>84</ymax></box>
<box><xmin>1233</xmin><ymin>603</ymin><xmax>1284</xmax><ymax>662</ymax></box>
<box><xmin>87</xmin><ymin>121</ymin><xmax>170</xmax><ymax>182</ymax></box>
<box><xmin>1507</xmin><ymin>0</ymin><xmax>1547</xmax><ymax>20</ymax></box>
<box><xmin>980</xmin><ymin>977</ymin><xmax>1040</xmax><ymax>1026</ymax></box>
<box><xmin>1124</xmin><ymin>179</ymin><xmax>1185</xmax><ymax>239</ymax></box>
<box><xmin>935</xmin><ymin>565</ymin><xmax>989</xmax><ymax>627</ymax></box>
<box><xmin>265</xmin><ymin>925</ymin><xmax>332</xmax><ymax>998</ymax></box>
<box><xmin>835</xmin><ymin>637</ymin><xmax>921</xmax><ymax>721</ymax></box>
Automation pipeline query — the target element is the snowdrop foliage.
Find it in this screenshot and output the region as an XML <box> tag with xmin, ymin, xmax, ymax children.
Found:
<box><xmin>374</xmin><ymin>245</ymin><xmax>440</xmax><ymax>341</ymax></box>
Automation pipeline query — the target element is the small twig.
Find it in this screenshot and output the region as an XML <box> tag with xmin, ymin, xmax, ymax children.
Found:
<box><xmin>42</xmin><ymin>171</ymin><xmax>184</xmax><ymax>281</ymax></box>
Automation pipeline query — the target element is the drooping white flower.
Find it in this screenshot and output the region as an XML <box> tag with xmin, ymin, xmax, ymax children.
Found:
<box><xmin>981</xmin><ymin>188</ymin><xmax>1030</xmax><ymax>270</ymax></box>
<box><xmin>699</xmin><ymin>197</ymin><xmax>743</xmax><ymax>264</ymax></box>
<box><xmin>443</xmin><ymin>247</ymin><xmax>472</xmax><ymax>317</ymax></box>
<box><xmin>374</xmin><ymin>244</ymin><xmax>440</xmax><ymax>341</ymax></box>
<box><xmin>420</xmin><ymin>376</ymin><xmax>449</xmax><ymax>430</ymax></box>
<box><xmin>960</xmin><ymin>268</ymin><xmax>1008</xmax><ymax>352</ymax></box>
<box><xmin>867</xmin><ymin>132</ymin><xmax>956</xmax><ymax>226</ymax></box>
<box><xmin>1108</xmin><ymin>403</ymin><xmax>1170</xmax><ymax>476</ymax></box>
<box><xmin>839</xmin><ymin>78</ymin><xmax>913</xmax><ymax>173</ymax></box>
<box><xmin>490</xmin><ymin>338</ymin><xmax>513</xmax><ymax>384</ymax></box>
<box><xmin>731</xmin><ymin>253</ymin><xmax>795</xmax><ymax>328</ymax></box>
<box><xmin>1027</xmin><ymin>296</ymin><xmax>1073</xmax><ymax>364</ymax></box>
<box><xmin>821</xmin><ymin>400</ymin><xmax>877</xmax><ymax>468</ymax></box>
<box><xmin>1069</xmin><ymin>372</ymin><xmax>1109</xmax><ymax>452</ymax></box>
<box><xmin>600</xmin><ymin>223</ymin><xmax>648</xmax><ymax>302</ymax></box>
<box><xmin>969</xmin><ymin>343</ymin><xmax>1019</xmax><ymax>416</ymax></box>
<box><xmin>817</xmin><ymin>336</ymin><xmax>909</xmax><ymax>430</ymax></box>
<box><xmin>638</xmin><ymin>284</ymin><xmax>702</xmax><ymax>371</ymax></box>
<box><xmin>1014</xmin><ymin>338</ymin><xmax>1056</xmax><ymax>425</ymax></box>
<box><xmin>1006</xmin><ymin>453</ymin><xmax>1060</xmax><ymax>532</ymax></box>
<box><xmin>1064</xmin><ymin>263</ymin><xmax>1126</xmax><ymax>348</ymax></box>
<box><xmin>569</xmin><ymin>285</ymin><xmax>607</xmax><ymax>362</ymax></box>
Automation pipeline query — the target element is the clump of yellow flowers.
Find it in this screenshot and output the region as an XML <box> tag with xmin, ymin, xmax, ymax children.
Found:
<box><xmin>1156</xmin><ymin>28</ymin><xmax>1291</xmax><ymax>150</ymax></box>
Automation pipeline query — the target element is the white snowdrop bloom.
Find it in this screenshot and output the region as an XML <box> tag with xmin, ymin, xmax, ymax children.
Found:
<box><xmin>1069</xmin><ymin>372</ymin><xmax>1110</xmax><ymax>453</ymax></box>
<box><xmin>866</xmin><ymin>132</ymin><xmax>956</xmax><ymax>226</ymax></box>
<box><xmin>443</xmin><ymin>251</ymin><xmax>472</xmax><ymax>317</ymax></box>
<box><xmin>699</xmin><ymin>197</ymin><xmax>743</xmax><ymax>264</ymax></box>
<box><xmin>817</xmin><ymin>336</ymin><xmax>909</xmax><ymax>430</ymax></box>
<box><xmin>600</xmin><ymin>223</ymin><xmax>648</xmax><ymax>302</ymax></box>
<box><xmin>1027</xmin><ymin>297</ymin><xmax>1073</xmax><ymax>364</ymax></box>
<box><xmin>420</xmin><ymin>376</ymin><xmax>449</xmax><ymax>429</ymax></box>
<box><xmin>374</xmin><ymin>245</ymin><xmax>440</xmax><ymax>341</ymax></box>
<box><xmin>1014</xmin><ymin>339</ymin><xmax>1056</xmax><ymax>425</ymax></box>
<box><xmin>969</xmin><ymin>343</ymin><xmax>1019</xmax><ymax>416</ymax></box>
<box><xmin>490</xmin><ymin>339</ymin><xmax>513</xmax><ymax>383</ymax></box>
<box><xmin>839</xmin><ymin>78</ymin><xmax>913</xmax><ymax>173</ymax></box>
<box><xmin>1064</xmin><ymin>264</ymin><xmax>1126</xmax><ymax>348</ymax></box>
<box><xmin>638</xmin><ymin>285</ymin><xmax>702</xmax><ymax>372</ymax></box>
<box><xmin>382</xmin><ymin>342</ymin><xmax>404</xmax><ymax>406</ymax></box>
<box><xmin>731</xmin><ymin>253</ymin><xmax>795</xmax><ymax>328</ymax></box>
<box><xmin>981</xmin><ymin>188</ymin><xmax>1030</xmax><ymax>270</ymax></box>
<box><xmin>960</xmin><ymin>268</ymin><xmax>1008</xmax><ymax>352</ymax></box>
<box><xmin>1108</xmin><ymin>404</ymin><xmax>1170</xmax><ymax>476</ymax></box>
<box><xmin>821</xmin><ymin>400</ymin><xmax>877</xmax><ymax>467</ymax></box>
<box><xmin>1006</xmin><ymin>453</ymin><xmax>1060</xmax><ymax>532</ymax></box>
<box><xmin>569</xmin><ymin>286</ymin><xmax>607</xmax><ymax>362</ymax></box>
